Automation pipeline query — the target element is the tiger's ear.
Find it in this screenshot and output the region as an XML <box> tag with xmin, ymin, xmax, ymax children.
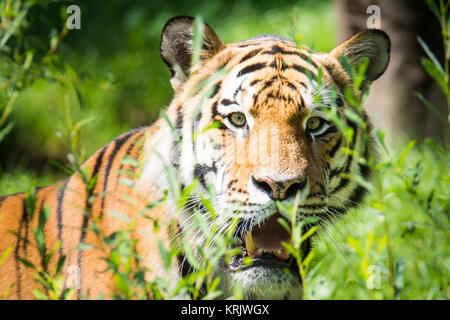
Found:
<box><xmin>160</xmin><ymin>16</ymin><xmax>225</xmax><ymax>92</ymax></box>
<box><xmin>330</xmin><ymin>29</ymin><xmax>390</xmax><ymax>84</ymax></box>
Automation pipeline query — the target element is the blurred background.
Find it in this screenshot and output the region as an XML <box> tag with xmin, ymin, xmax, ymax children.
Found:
<box><xmin>0</xmin><ymin>0</ymin><xmax>447</xmax><ymax>192</ymax></box>
<box><xmin>0</xmin><ymin>0</ymin><xmax>448</xmax><ymax>299</ymax></box>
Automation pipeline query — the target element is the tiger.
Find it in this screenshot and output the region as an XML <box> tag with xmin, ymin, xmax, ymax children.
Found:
<box><xmin>0</xmin><ymin>16</ymin><xmax>390</xmax><ymax>300</ymax></box>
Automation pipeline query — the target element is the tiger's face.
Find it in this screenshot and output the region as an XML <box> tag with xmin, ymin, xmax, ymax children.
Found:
<box><xmin>159</xmin><ymin>16</ymin><xmax>390</xmax><ymax>299</ymax></box>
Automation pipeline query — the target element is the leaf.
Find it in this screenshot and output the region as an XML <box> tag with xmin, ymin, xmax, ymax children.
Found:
<box><xmin>75</xmin><ymin>242</ymin><xmax>97</xmax><ymax>251</ymax></box>
<box><xmin>118</xmin><ymin>177</ymin><xmax>135</xmax><ymax>188</ymax></box>
<box><xmin>158</xmin><ymin>239</ymin><xmax>172</xmax><ymax>270</ymax></box>
<box><xmin>420</xmin><ymin>57</ymin><xmax>449</xmax><ymax>97</ymax></box>
<box><xmin>0</xmin><ymin>121</ymin><xmax>14</xmax><ymax>144</ymax></box>
<box><xmin>114</xmin><ymin>273</ymin><xmax>130</xmax><ymax>297</ymax></box>
<box><xmin>0</xmin><ymin>4</ymin><xmax>31</xmax><ymax>49</ymax></box>
<box><xmin>0</xmin><ymin>247</ymin><xmax>12</xmax><ymax>266</ymax></box>
<box><xmin>300</xmin><ymin>226</ymin><xmax>318</xmax><ymax>244</ymax></box>
<box><xmin>16</xmin><ymin>255</ymin><xmax>36</xmax><ymax>269</ymax></box>
<box><xmin>339</xmin><ymin>55</ymin><xmax>354</xmax><ymax>80</ymax></box>
<box><xmin>32</xmin><ymin>288</ymin><xmax>49</xmax><ymax>300</ymax></box>
<box><xmin>415</xmin><ymin>92</ymin><xmax>448</xmax><ymax>125</ymax></box>
<box><xmin>397</xmin><ymin>140</ymin><xmax>416</xmax><ymax>168</ymax></box>
<box><xmin>191</xmin><ymin>15</ymin><xmax>205</xmax><ymax>67</ymax></box>
<box><xmin>424</xmin><ymin>138</ymin><xmax>446</xmax><ymax>155</ymax></box>
<box><xmin>53</xmin><ymin>255</ymin><xmax>67</xmax><ymax>278</ymax></box>
<box><xmin>120</xmin><ymin>157</ymin><xmax>139</xmax><ymax>168</ymax></box>
<box><xmin>181</xmin><ymin>241</ymin><xmax>201</xmax><ymax>270</ymax></box>
<box><xmin>354</xmin><ymin>57</ymin><xmax>370</xmax><ymax>90</ymax></box>
<box><xmin>373</xmin><ymin>127</ymin><xmax>389</xmax><ymax>154</ymax></box>
<box><xmin>417</xmin><ymin>36</ymin><xmax>445</xmax><ymax>74</ymax></box>
<box><xmin>344</xmin><ymin>109</ymin><xmax>365</xmax><ymax>128</ymax></box>
<box><xmin>201</xmin><ymin>290</ymin><xmax>223</xmax><ymax>300</ymax></box>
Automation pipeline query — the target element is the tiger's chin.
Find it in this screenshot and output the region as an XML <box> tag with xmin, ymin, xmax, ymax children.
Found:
<box><xmin>226</xmin><ymin>256</ymin><xmax>302</xmax><ymax>300</ymax></box>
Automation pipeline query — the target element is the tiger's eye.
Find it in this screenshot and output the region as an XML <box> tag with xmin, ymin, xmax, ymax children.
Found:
<box><xmin>306</xmin><ymin>117</ymin><xmax>321</xmax><ymax>131</ymax></box>
<box><xmin>229</xmin><ymin>112</ymin><xmax>246</xmax><ymax>127</ymax></box>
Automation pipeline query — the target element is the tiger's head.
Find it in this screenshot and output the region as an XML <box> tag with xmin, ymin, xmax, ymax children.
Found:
<box><xmin>158</xmin><ymin>16</ymin><xmax>390</xmax><ymax>299</ymax></box>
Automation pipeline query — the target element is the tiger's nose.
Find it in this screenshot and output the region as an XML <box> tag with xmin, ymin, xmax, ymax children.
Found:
<box><xmin>251</xmin><ymin>175</ymin><xmax>308</xmax><ymax>200</ymax></box>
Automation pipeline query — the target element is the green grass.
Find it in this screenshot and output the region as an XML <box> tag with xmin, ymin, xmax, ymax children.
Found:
<box><xmin>311</xmin><ymin>144</ymin><xmax>449</xmax><ymax>299</ymax></box>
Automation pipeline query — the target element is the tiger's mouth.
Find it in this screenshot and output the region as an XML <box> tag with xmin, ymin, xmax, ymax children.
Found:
<box><xmin>228</xmin><ymin>213</ymin><xmax>299</xmax><ymax>275</ymax></box>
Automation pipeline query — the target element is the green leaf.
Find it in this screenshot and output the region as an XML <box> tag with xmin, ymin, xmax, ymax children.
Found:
<box><xmin>354</xmin><ymin>57</ymin><xmax>370</xmax><ymax>90</ymax></box>
<box><xmin>415</xmin><ymin>92</ymin><xmax>448</xmax><ymax>124</ymax></box>
<box><xmin>158</xmin><ymin>239</ymin><xmax>172</xmax><ymax>270</ymax></box>
<box><xmin>417</xmin><ymin>36</ymin><xmax>445</xmax><ymax>74</ymax></box>
<box><xmin>120</xmin><ymin>157</ymin><xmax>140</xmax><ymax>167</ymax></box>
<box><xmin>191</xmin><ymin>15</ymin><xmax>205</xmax><ymax>67</ymax></box>
<box><xmin>32</xmin><ymin>288</ymin><xmax>49</xmax><ymax>300</ymax></box>
<box><xmin>75</xmin><ymin>242</ymin><xmax>97</xmax><ymax>251</ymax></box>
<box><xmin>182</xmin><ymin>240</ymin><xmax>201</xmax><ymax>270</ymax></box>
<box><xmin>300</xmin><ymin>226</ymin><xmax>318</xmax><ymax>244</ymax></box>
<box><xmin>420</xmin><ymin>57</ymin><xmax>449</xmax><ymax>96</ymax></box>
<box><xmin>397</xmin><ymin>140</ymin><xmax>416</xmax><ymax>167</ymax></box>
<box><xmin>0</xmin><ymin>121</ymin><xmax>14</xmax><ymax>144</ymax></box>
<box><xmin>344</xmin><ymin>109</ymin><xmax>365</xmax><ymax>128</ymax></box>
<box><xmin>16</xmin><ymin>255</ymin><xmax>36</xmax><ymax>269</ymax></box>
<box><xmin>0</xmin><ymin>247</ymin><xmax>12</xmax><ymax>266</ymax></box>
<box><xmin>202</xmin><ymin>290</ymin><xmax>223</xmax><ymax>300</ymax></box>
<box><xmin>114</xmin><ymin>273</ymin><xmax>130</xmax><ymax>297</ymax></box>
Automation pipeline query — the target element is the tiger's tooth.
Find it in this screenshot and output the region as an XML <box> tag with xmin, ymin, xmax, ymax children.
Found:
<box><xmin>245</xmin><ymin>231</ymin><xmax>256</xmax><ymax>255</ymax></box>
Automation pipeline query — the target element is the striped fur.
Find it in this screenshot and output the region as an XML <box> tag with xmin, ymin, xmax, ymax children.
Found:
<box><xmin>0</xmin><ymin>16</ymin><xmax>390</xmax><ymax>299</ymax></box>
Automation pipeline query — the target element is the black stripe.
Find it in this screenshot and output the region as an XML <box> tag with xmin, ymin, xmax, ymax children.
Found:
<box><xmin>21</xmin><ymin>198</ymin><xmax>30</xmax><ymax>257</ymax></box>
<box><xmin>297</xmin><ymin>52</ymin><xmax>319</xmax><ymax>69</ymax></box>
<box><xmin>172</xmin><ymin>106</ymin><xmax>183</xmax><ymax>170</ymax></box>
<box><xmin>237</xmin><ymin>62</ymin><xmax>267</xmax><ymax>77</ymax></box>
<box><xmin>263</xmin><ymin>45</ymin><xmax>296</xmax><ymax>55</ymax></box>
<box><xmin>290</xmin><ymin>64</ymin><xmax>313</xmax><ymax>77</ymax></box>
<box><xmin>220</xmin><ymin>99</ymin><xmax>235</xmax><ymax>106</ymax></box>
<box><xmin>211</xmin><ymin>101</ymin><xmax>219</xmax><ymax>119</ymax></box>
<box><xmin>0</xmin><ymin>195</ymin><xmax>7</xmax><ymax>210</ymax></box>
<box><xmin>328</xmin><ymin>137</ymin><xmax>342</xmax><ymax>158</ymax></box>
<box><xmin>57</xmin><ymin>178</ymin><xmax>71</xmax><ymax>255</ymax></box>
<box><xmin>330</xmin><ymin>177</ymin><xmax>349</xmax><ymax>194</ymax></box>
<box><xmin>35</xmin><ymin>187</ymin><xmax>47</xmax><ymax>216</ymax></box>
<box><xmin>233</xmin><ymin>83</ymin><xmax>243</xmax><ymax>100</ymax></box>
<box><xmin>193</xmin><ymin>164</ymin><xmax>217</xmax><ymax>190</ymax></box>
<box><xmin>14</xmin><ymin>198</ymin><xmax>28</xmax><ymax>299</ymax></box>
<box><xmin>347</xmin><ymin>185</ymin><xmax>368</xmax><ymax>208</ymax></box>
<box><xmin>262</xmin><ymin>79</ymin><xmax>275</xmax><ymax>91</ymax></box>
<box><xmin>77</xmin><ymin>144</ymin><xmax>107</xmax><ymax>298</ymax></box>
<box><xmin>239</xmin><ymin>49</ymin><xmax>261</xmax><ymax>63</ymax></box>
<box><xmin>359</xmin><ymin>163</ymin><xmax>371</xmax><ymax>179</ymax></box>
<box><xmin>118</xmin><ymin>132</ymin><xmax>145</xmax><ymax>181</ymax></box>
<box><xmin>286</xmin><ymin>81</ymin><xmax>297</xmax><ymax>90</ymax></box>
<box><xmin>209</xmin><ymin>81</ymin><xmax>222</xmax><ymax>98</ymax></box>
<box><xmin>100</xmin><ymin>131</ymin><xmax>138</xmax><ymax>214</ymax></box>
